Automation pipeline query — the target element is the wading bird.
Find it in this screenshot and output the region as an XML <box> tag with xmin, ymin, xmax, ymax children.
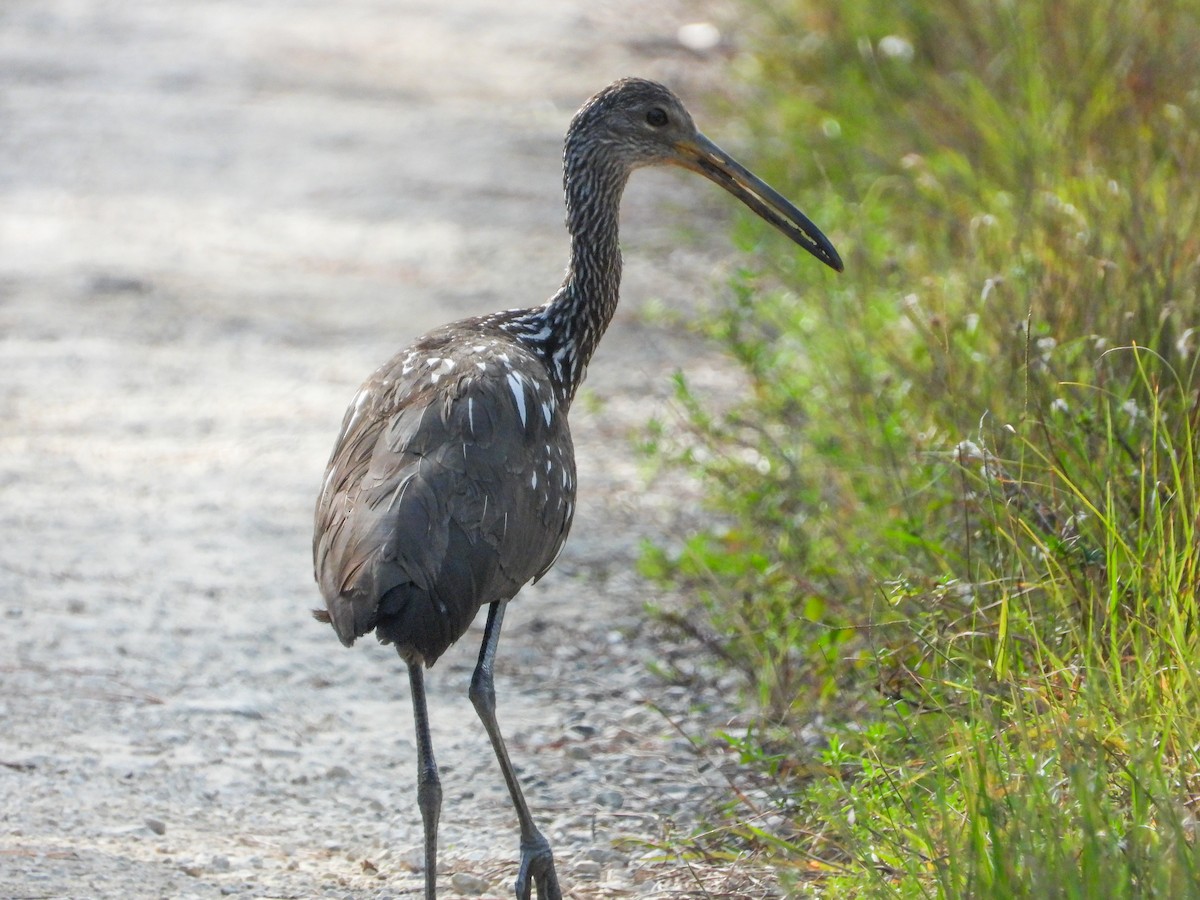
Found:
<box><xmin>313</xmin><ymin>77</ymin><xmax>841</xmax><ymax>900</ymax></box>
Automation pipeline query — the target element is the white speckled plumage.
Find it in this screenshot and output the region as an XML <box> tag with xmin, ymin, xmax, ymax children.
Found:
<box><xmin>311</xmin><ymin>77</ymin><xmax>841</xmax><ymax>900</ymax></box>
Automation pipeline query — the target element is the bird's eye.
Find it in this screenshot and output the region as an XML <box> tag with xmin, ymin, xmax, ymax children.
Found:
<box><xmin>646</xmin><ymin>107</ymin><xmax>669</xmax><ymax>127</ymax></box>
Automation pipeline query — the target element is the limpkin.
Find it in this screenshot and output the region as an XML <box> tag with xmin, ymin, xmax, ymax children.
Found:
<box><xmin>313</xmin><ymin>78</ymin><xmax>841</xmax><ymax>900</ymax></box>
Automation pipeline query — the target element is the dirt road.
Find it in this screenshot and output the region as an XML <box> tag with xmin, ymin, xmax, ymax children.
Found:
<box><xmin>0</xmin><ymin>1</ymin><xmax>773</xmax><ymax>897</ymax></box>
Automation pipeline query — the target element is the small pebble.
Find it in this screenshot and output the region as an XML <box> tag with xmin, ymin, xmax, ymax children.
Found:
<box><xmin>584</xmin><ymin>847</ymin><xmax>625</xmax><ymax>864</ymax></box>
<box><xmin>395</xmin><ymin>846</ymin><xmax>424</xmax><ymax>872</ymax></box>
<box><xmin>575</xmin><ymin>860</ymin><xmax>602</xmax><ymax>879</ymax></box>
<box><xmin>677</xmin><ymin>22</ymin><xmax>721</xmax><ymax>52</ymax></box>
<box><xmin>449</xmin><ymin>871</ymin><xmax>490</xmax><ymax>894</ymax></box>
<box><xmin>594</xmin><ymin>789</ymin><xmax>624</xmax><ymax>809</ymax></box>
<box><xmin>145</xmin><ymin>818</ymin><xmax>167</xmax><ymax>835</ymax></box>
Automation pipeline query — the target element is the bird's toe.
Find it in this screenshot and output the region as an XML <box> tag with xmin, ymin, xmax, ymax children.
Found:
<box><xmin>515</xmin><ymin>835</ymin><xmax>561</xmax><ymax>900</ymax></box>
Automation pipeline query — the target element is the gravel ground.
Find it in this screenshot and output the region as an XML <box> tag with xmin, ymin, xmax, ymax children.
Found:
<box><xmin>0</xmin><ymin>1</ymin><xmax>783</xmax><ymax>897</ymax></box>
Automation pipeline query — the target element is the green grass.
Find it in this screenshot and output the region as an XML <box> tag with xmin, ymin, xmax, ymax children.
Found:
<box><xmin>641</xmin><ymin>0</ymin><xmax>1200</xmax><ymax>894</ymax></box>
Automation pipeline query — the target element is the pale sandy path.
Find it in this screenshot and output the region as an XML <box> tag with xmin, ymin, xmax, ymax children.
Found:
<box><xmin>0</xmin><ymin>2</ymin><xmax>779</xmax><ymax>897</ymax></box>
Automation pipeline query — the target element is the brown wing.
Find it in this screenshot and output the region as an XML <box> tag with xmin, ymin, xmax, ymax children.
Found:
<box><xmin>313</xmin><ymin>330</ymin><xmax>575</xmax><ymax>666</ymax></box>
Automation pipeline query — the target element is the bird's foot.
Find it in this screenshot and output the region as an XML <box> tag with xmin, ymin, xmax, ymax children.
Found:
<box><xmin>515</xmin><ymin>833</ymin><xmax>561</xmax><ymax>900</ymax></box>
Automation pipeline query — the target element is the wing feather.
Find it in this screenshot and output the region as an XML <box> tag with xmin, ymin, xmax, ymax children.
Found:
<box><xmin>313</xmin><ymin>328</ymin><xmax>575</xmax><ymax>665</ymax></box>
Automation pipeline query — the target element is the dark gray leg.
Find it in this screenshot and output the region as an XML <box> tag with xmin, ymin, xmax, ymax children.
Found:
<box><xmin>408</xmin><ymin>661</ymin><xmax>441</xmax><ymax>900</ymax></box>
<box><xmin>468</xmin><ymin>600</ymin><xmax>562</xmax><ymax>900</ymax></box>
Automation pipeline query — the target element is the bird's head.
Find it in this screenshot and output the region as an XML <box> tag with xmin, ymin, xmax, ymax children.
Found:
<box><xmin>566</xmin><ymin>78</ymin><xmax>842</xmax><ymax>272</ymax></box>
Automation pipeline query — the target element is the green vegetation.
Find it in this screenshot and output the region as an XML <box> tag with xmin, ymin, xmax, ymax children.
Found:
<box><xmin>643</xmin><ymin>0</ymin><xmax>1200</xmax><ymax>894</ymax></box>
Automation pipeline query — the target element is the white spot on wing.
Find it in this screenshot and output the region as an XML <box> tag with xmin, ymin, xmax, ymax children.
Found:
<box><xmin>541</xmin><ymin>401</ymin><xmax>554</xmax><ymax>426</ymax></box>
<box><xmin>467</xmin><ymin>397</ymin><xmax>476</xmax><ymax>436</ymax></box>
<box><xmin>428</xmin><ymin>357</ymin><xmax>455</xmax><ymax>384</ymax></box>
<box><xmin>507</xmin><ymin>371</ymin><xmax>527</xmax><ymax>428</ymax></box>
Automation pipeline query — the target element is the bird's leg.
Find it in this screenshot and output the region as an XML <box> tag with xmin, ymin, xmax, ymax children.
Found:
<box><xmin>408</xmin><ymin>661</ymin><xmax>442</xmax><ymax>900</ymax></box>
<box><xmin>468</xmin><ymin>600</ymin><xmax>563</xmax><ymax>900</ymax></box>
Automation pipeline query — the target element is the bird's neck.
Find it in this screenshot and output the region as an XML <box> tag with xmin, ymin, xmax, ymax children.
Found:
<box><xmin>506</xmin><ymin>150</ymin><xmax>630</xmax><ymax>406</ymax></box>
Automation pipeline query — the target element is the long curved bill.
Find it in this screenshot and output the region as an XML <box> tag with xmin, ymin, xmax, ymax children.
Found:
<box><xmin>672</xmin><ymin>133</ymin><xmax>843</xmax><ymax>272</ymax></box>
